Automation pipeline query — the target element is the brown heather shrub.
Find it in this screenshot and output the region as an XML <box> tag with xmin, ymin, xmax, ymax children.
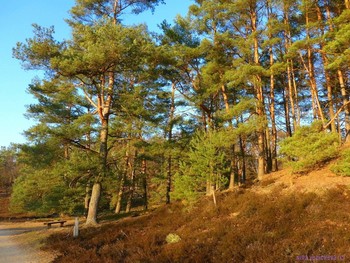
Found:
<box><xmin>45</xmin><ymin>186</ymin><xmax>350</xmax><ymax>263</ymax></box>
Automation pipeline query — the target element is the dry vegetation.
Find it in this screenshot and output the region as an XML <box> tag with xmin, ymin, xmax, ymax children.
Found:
<box><xmin>43</xmin><ymin>170</ymin><xmax>350</xmax><ymax>263</ymax></box>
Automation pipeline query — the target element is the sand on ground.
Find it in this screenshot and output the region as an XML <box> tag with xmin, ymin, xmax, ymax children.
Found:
<box><xmin>0</xmin><ymin>221</ymin><xmax>67</xmax><ymax>263</ymax></box>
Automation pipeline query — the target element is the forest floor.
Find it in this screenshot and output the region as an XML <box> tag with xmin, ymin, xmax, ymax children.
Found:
<box><xmin>44</xmin><ymin>163</ymin><xmax>350</xmax><ymax>263</ymax></box>
<box><xmin>1</xmin><ymin>163</ymin><xmax>350</xmax><ymax>263</ymax></box>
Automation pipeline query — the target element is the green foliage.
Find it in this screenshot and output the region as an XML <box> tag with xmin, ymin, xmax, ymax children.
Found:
<box><xmin>324</xmin><ymin>9</ymin><xmax>350</xmax><ymax>69</ymax></box>
<box><xmin>331</xmin><ymin>148</ymin><xmax>350</xmax><ymax>177</ymax></box>
<box><xmin>173</xmin><ymin>130</ymin><xmax>230</xmax><ymax>202</ymax></box>
<box><xmin>10</xmin><ymin>145</ymin><xmax>96</xmax><ymax>216</ymax></box>
<box><xmin>10</xmin><ymin>169</ymin><xmax>64</xmax><ymax>215</ymax></box>
<box><xmin>279</xmin><ymin>121</ymin><xmax>340</xmax><ymax>173</ymax></box>
<box><xmin>165</xmin><ymin>233</ymin><xmax>181</xmax><ymax>244</ymax></box>
<box><xmin>10</xmin><ymin>165</ymin><xmax>87</xmax><ymax>216</ymax></box>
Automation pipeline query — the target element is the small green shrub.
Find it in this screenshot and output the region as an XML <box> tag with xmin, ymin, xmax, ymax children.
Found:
<box><xmin>166</xmin><ymin>233</ymin><xmax>181</xmax><ymax>244</ymax></box>
<box><xmin>331</xmin><ymin>148</ymin><xmax>350</xmax><ymax>176</ymax></box>
<box><xmin>279</xmin><ymin>121</ymin><xmax>340</xmax><ymax>173</ymax></box>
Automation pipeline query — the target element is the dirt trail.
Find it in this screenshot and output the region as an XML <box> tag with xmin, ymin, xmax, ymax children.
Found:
<box><xmin>0</xmin><ymin>222</ymin><xmax>56</xmax><ymax>263</ymax></box>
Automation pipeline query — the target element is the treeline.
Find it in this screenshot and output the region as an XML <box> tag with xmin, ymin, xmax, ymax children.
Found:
<box><xmin>7</xmin><ymin>0</ymin><xmax>350</xmax><ymax>223</ymax></box>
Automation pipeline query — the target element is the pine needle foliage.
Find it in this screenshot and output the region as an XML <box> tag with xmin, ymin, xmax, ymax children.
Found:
<box><xmin>279</xmin><ymin>121</ymin><xmax>340</xmax><ymax>173</ymax></box>
<box><xmin>172</xmin><ymin>130</ymin><xmax>229</xmax><ymax>202</ymax></box>
<box><xmin>331</xmin><ymin>148</ymin><xmax>350</xmax><ymax>177</ymax></box>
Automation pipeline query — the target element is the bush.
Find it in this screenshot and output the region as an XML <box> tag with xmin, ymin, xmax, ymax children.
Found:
<box><xmin>279</xmin><ymin>121</ymin><xmax>340</xmax><ymax>173</ymax></box>
<box><xmin>331</xmin><ymin>148</ymin><xmax>350</xmax><ymax>176</ymax></box>
<box><xmin>165</xmin><ymin>233</ymin><xmax>181</xmax><ymax>244</ymax></box>
<box><xmin>172</xmin><ymin>130</ymin><xmax>229</xmax><ymax>202</ymax></box>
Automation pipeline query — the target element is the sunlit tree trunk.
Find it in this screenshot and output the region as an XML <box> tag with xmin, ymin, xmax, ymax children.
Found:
<box><xmin>86</xmin><ymin>72</ymin><xmax>113</xmax><ymax>225</ymax></box>
<box><xmin>251</xmin><ymin>5</ymin><xmax>265</xmax><ymax>180</ymax></box>
<box><xmin>283</xmin><ymin>1</ymin><xmax>300</xmax><ymax>133</ymax></box>
<box><xmin>267</xmin><ymin>1</ymin><xmax>278</xmax><ymax>171</ymax></box>
<box><xmin>324</xmin><ymin>1</ymin><xmax>350</xmax><ymax>141</ymax></box>
<box><xmin>302</xmin><ymin>4</ymin><xmax>325</xmax><ymax>124</ymax></box>
<box><xmin>316</xmin><ymin>3</ymin><xmax>337</xmax><ymax>133</ymax></box>
<box><xmin>337</xmin><ymin>70</ymin><xmax>350</xmax><ymax>142</ymax></box>
<box><xmin>85</xmin><ymin>182</ymin><xmax>101</xmax><ymax>225</ymax></box>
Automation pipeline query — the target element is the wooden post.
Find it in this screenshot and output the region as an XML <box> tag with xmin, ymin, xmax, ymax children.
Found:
<box><xmin>212</xmin><ymin>186</ymin><xmax>217</xmax><ymax>207</ymax></box>
<box><xmin>73</xmin><ymin>217</ymin><xmax>79</xmax><ymax>238</ymax></box>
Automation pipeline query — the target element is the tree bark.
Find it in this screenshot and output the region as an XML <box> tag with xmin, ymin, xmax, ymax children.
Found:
<box><xmin>316</xmin><ymin>3</ymin><xmax>337</xmax><ymax>133</ymax></box>
<box><xmin>86</xmin><ymin>70</ymin><xmax>113</xmax><ymax>225</ymax></box>
<box><xmin>303</xmin><ymin>5</ymin><xmax>325</xmax><ymax>124</ymax></box>
<box><xmin>337</xmin><ymin>70</ymin><xmax>350</xmax><ymax>142</ymax></box>
<box><xmin>115</xmin><ymin>149</ymin><xmax>129</xmax><ymax>214</ymax></box>
<box><xmin>115</xmin><ymin>176</ymin><xmax>124</xmax><ymax>214</ymax></box>
<box><xmin>325</xmin><ymin>2</ymin><xmax>350</xmax><ymax>141</ymax></box>
<box><xmin>239</xmin><ymin>134</ymin><xmax>246</xmax><ymax>184</ymax></box>
<box><xmin>142</xmin><ymin>159</ymin><xmax>148</xmax><ymax>210</ymax></box>
<box><xmin>267</xmin><ymin>3</ymin><xmax>278</xmax><ymax>172</ymax></box>
<box><xmin>84</xmin><ymin>182</ymin><xmax>91</xmax><ymax>217</ymax></box>
<box><xmin>86</xmin><ymin>117</ymin><xmax>109</xmax><ymax>225</ymax></box>
<box><xmin>126</xmin><ymin>151</ymin><xmax>137</xmax><ymax>213</ymax></box>
<box><xmin>222</xmin><ymin>84</ymin><xmax>237</xmax><ymax>188</ymax></box>
<box><xmin>85</xmin><ymin>182</ymin><xmax>101</xmax><ymax>225</ymax></box>
<box><xmin>251</xmin><ymin>5</ymin><xmax>265</xmax><ymax>180</ymax></box>
<box><xmin>166</xmin><ymin>83</ymin><xmax>175</xmax><ymax>204</ymax></box>
<box><xmin>283</xmin><ymin>1</ymin><xmax>300</xmax><ymax>133</ymax></box>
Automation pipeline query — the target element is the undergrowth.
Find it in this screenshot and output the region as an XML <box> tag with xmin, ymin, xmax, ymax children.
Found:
<box><xmin>279</xmin><ymin>121</ymin><xmax>339</xmax><ymax>173</ymax></box>
<box><xmin>331</xmin><ymin>148</ymin><xmax>350</xmax><ymax>177</ymax></box>
<box><xmin>44</xmin><ymin>185</ymin><xmax>350</xmax><ymax>263</ymax></box>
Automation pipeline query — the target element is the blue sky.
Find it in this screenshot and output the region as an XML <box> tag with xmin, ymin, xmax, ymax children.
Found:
<box><xmin>0</xmin><ymin>0</ymin><xmax>193</xmax><ymax>148</ymax></box>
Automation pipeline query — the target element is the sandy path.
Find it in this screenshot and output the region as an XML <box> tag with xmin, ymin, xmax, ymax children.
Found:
<box><xmin>0</xmin><ymin>222</ymin><xmax>57</xmax><ymax>263</ymax></box>
<box><xmin>0</xmin><ymin>229</ymin><xmax>34</xmax><ymax>263</ymax></box>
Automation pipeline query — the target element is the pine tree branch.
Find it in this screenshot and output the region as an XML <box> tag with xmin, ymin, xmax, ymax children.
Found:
<box><xmin>324</xmin><ymin>100</ymin><xmax>350</xmax><ymax>129</ymax></box>
<box><xmin>67</xmin><ymin>139</ymin><xmax>99</xmax><ymax>154</ymax></box>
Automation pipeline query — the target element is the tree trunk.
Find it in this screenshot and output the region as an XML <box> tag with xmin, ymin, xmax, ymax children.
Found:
<box><xmin>86</xmin><ymin>117</ymin><xmax>109</xmax><ymax>225</ymax></box>
<box><xmin>316</xmin><ymin>3</ymin><xmax>337</xmax><ymax>133</ymax></box>
<box><xmin>283</xmin><ymin>2</ymin><xmax>300</xmax><ymax>132</ymax></box>
<box><xmin>115</xmin><ymin>175</ymin><xmax>125</xmax><ymax>214</ymax></box>
<box><xmin>239</xmin><ymin>134</ymin><xmax>246</xmax><ymax>184</ymax></box>
<box><xmin>325</xmin><ymin>2</ymin><xmax>350</xmax><ymax>140</ymax></box>
<box><xmin>126</xmin><ymin>151</ymin><xmax>137</xmax><ymax>213</ymax></box>
<box><xmin>85</xmin><ymin>182</ymin><xmax>101</xmax><ymax>225</ymax></box>
<box><xmin>166</xmin><ymin>83</ymin><xmax>175</xmax><ymax>204</ymax></box>
<box><xmin>222</xmin><ymin>84</ymin><xmax>237</xmax><ymax>188</ymax></box>
<box><xmin>228</xmin><ymin>150</ymin><xmax>236</xmax><ymax>189</ymax></box>
<box><xmin>282</xmin><ymin>78</ymin><xmax>293</xmax><ymax>137</ymax></box>
<box><xmin>84</xmin><ymin>182</ymin><xmax>91</xmax><ymax>217</ymax></box>
<box><xmin>303</xmin><ymin>6</ymin><xmax>325</xmax><ymax>124</ymax></box>
<box><xmin>267</xmin><ymin>3</ymin><xmax>278</xmax><ymax>171</ymax></box>
<box><xmin>337</xmin><ymin>70</ymin><xmax>350</xmax><ymax>142</ymax></box>
<box><xmin>142</xmin><ymin>159</ymin><xmax>148</xmax><ymax>210</ymax></box>
<box><xmin>115</xmin><ymin>143</ymin><xmax>130</xmax><ymax>214</ymax></box>
<box><xmin>85</xmin><ymin>71</ymin><xmax>111</xmax><ymax>224</ymax></box>
<box><xmin>251</xmin><ymin>5</ymin><xmax>265</xmax><ymax>180</ymax></box>
<box><xmin>166</xmin><ymin>155</ymin><xmax>172</xmax><ymax>204</ymax></box>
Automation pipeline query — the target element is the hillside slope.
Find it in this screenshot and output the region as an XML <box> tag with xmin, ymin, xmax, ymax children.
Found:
<box><xmin>44</xmin><ymin>166</ymin><xmax>350</xmax><ymax>263</ymax></box>
<box><xmin>257</xmin><ymin>163</ymin><xmax>350</xmax><ymax>193</ymax></box>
